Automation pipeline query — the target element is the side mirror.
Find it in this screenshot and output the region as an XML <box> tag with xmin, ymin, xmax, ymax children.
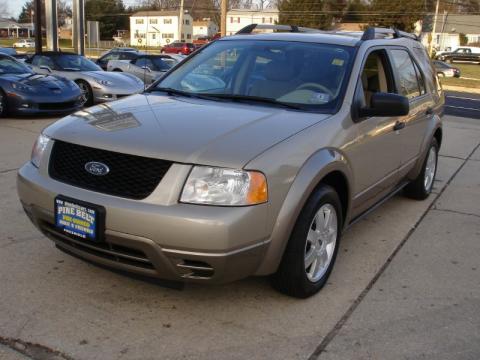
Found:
<box><xmin>359</xmin><ymin>92</ymin><xmax>409</xmax><ymax>118</ymax></box>
<box><xmin>39</xmin><ymin>65</ymin><xmax>52</xmax><ymax>73</ymax></box>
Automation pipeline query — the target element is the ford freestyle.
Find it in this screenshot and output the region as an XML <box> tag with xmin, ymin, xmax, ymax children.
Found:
<box><xmin>17</xmin><ymin>26</ymin><xmax>444</xmax><ymax>298</ymax></box>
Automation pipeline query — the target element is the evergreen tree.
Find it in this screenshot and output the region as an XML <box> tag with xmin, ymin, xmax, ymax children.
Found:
<box><xmin>85</xmin><ymin>0</ymin><xmax>131</xmax><ymax>39</ymax></box>
<box><xmin>367</xmin><ymin>0</ymin><xmax>425</xmax><ymax>32</ymax></box>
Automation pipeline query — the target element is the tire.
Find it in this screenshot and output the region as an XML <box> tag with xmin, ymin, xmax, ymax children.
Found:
<box><xmin>272</xmin><ymin>185</ymin><xmax>343</xmax><ymax>298</ymax></box>
<box><xmin>404</xmin><ymin>138</ymin><xmax>439</xmax><ymax>200</ymax></box>
<box><xmin>0</xmin><ymin>89</ymin><xmax>7</xmax><ymax>118</ymax></box>
<box><xmin>76</xmin><ymin>80</ymin><xmax>93</xmax><ymax>107</ymax></box>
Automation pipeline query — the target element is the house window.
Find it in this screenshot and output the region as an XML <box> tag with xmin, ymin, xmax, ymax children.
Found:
<box><xmin>164</xmin><ymin>18</ymin><xmax>172</xmax><ymax>24</ymax></box>
<box><xmin>270</xmin><ymin>17</ymin><xmax>272</xmax><ymax>23</ymax></box>
<box><xmin>187</xmin><ymin>34</ymin><xmax>191</xmax><ymax>39</ymax></box>
<box><xmin>230</xmin><ymin>17</ymin><xmax>233</xmax><ymax>23</ymax></box>
<box><xmin>135</xmin><ymin>19</ymin><xmax>144</xmax><ymax>24</ymax></box>
<box><xmin>149</xmin><ymin>19</ymin><xmax>158</xmax><ymax>24</ymax></box>
<box><xmin>262</xmin><ymin>17</ymin><xmax>265</xmax><ymax>23</ymax></box>
<box><xmin>237</xmin><ymin>17</ymin><xmax>240</xmax><ymax>23</ymax></box>
<box><xmin>152</xmin><ymin>33</ymin><xmax>156</xmax><ymax>39</ymax></box>
<box><xmin>184</xmin><ymin>19</ymin><xmax>190</xmax><ymax>25</ymax></box>
<box><xmin>162</xmin><ymin>33</ymin><xmax>174</xmax><ymax>38</ymax></box>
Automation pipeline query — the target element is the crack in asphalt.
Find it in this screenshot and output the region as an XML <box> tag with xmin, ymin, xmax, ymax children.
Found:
<box><xmin>432</xmin><ymin>208</ymin><xmax>480</xmax><ymax>219</ymax></box>
<box><xmin>0</xmin><ymin>336</ymin><xmax>74</xmax><ymax>360</ymax></box>
<box><xmin>308</xmin><ymin>141</ymin><xmax>480</xmax><ymax>359</ymax></box>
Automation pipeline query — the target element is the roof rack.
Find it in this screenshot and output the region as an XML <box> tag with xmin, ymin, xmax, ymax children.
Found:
<box><xmin>361</xmin><ymin>27</ymin><xmax>419</xmax><ymax>41</ymax></box>
<box><xmin>236</xmin><ymin>24</ymin><xmax>321</xmax><ymax>35</ymax></box>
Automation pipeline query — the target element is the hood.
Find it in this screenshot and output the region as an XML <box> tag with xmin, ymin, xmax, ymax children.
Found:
<box><xmin>84</xmin><ymin>71</ymin><xmax>141</xmax><ymax>85</ymax></box>
<box><xmin>44</xmin><ymin>93</ymin><xmax>329</xmax><ymax>169</ymax></box>
<box><xmin>3</xmin><ymin>73</ymin><xmax>69</xmax><ymax>89</ymax></box>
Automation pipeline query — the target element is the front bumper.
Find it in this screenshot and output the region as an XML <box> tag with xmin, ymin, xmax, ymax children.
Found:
<box><xmin>17</xmin><ymin>162</ymin><xmax>270</xmax><ymax>284</ymax></box>
<box><xmin>7</xmin><ymin>91</ymin><xmax>83</xmax><ymax>115</ymax></box>
<box><xmin>92</xmin><ymin>83</ymin><xmax>144</xmax><ymax>104</ymax></box>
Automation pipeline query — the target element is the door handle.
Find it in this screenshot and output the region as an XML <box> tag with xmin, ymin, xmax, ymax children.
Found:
<box><xmin>393</xmin><ymin>121</ymin><xmax>405</xmax><ymax>131</ymax></box>
<box><xmin>426</xmin><ymin>107</ymin><xmax>433</xmax><ymax>115</ymax></box>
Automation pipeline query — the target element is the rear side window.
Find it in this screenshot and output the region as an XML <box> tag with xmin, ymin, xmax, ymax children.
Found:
<box><xmin>390</xmin><ymin>49</ymin><xmax>421</xmax><ymax>99</ymax></box>
<box><xmin>121</xmin><ymin>52</ymin><xmax>137</xmax><ymax>60</ymax></box>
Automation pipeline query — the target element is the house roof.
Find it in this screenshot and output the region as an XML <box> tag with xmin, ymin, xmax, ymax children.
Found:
<box><xmin>193</xmin><ymin>20</ymin><xmax>210</xmax><ymax>26</ymax></box>
<box><xmin>227</xmin><ymin>8</ymin><xmax>279</xmax><ymax>15</ymax></box>
<box><xmin>0</xmin><ymin>18</ymin><xmax>33</xmax><ymax>30</ymax></box>
<box><xmin>131</xmin><ymin>10</ymin><xmax>192</xmax><ymax>17</ymax></box>
<box><xmin>430</xmin><ymin>14</ymin><xmax>480</xmax><ymax>34</ymax></box>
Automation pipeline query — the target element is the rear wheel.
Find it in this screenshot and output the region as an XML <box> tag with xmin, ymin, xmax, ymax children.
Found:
<box><xmin>76</xmin><ymin>80</ymin><xmax>93</xmax><ymax>107</ymax></box>
<box><xmin>272</xmin><ymin>185</ymin><xmax>342</xmax><ymax>298</ymax></box>
<box><xmin>0</xmin><ymin>89</ymin><xmax>7</xmax><ymax>118</ymax></box>
<box><xmin>404</xmin><ymin>138</ymin><xmax>439</xmax><ymax>200</ymax></box>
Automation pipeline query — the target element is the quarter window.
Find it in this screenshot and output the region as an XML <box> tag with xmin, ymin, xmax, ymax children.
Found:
<box><xmin>390</xmin><ymin>49</ymin><xmax>421</xmax><ymax>99</ymax></box>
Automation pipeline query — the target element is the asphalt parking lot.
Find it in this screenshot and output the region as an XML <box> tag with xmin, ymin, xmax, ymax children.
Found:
<box><xmin>1</xmin><ymin>104</ymin><xmax>480</xmax><ymax>359</ymax></box>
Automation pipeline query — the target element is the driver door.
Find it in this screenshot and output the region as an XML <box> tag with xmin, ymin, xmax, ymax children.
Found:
<box><xmin>349</xmin><ymin>49</ymin><xmax>405</xmax><ymax>216</ymax></box>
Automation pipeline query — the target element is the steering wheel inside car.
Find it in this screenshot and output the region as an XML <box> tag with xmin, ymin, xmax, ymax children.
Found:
<box><xmin>295</xmin><ymin>83</ymin><xmax>334</xmax><ymax>98</ymax></box>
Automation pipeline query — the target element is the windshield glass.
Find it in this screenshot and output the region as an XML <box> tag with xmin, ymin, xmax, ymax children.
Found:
<box><xmin>152</xmin><ymin>57</ymin><xmax>177</xmax><ymax>71</ymax></box>
<box><xmin>54</xmin><ymin>54</ymin><xmax>102</xmax><ymax>71</ymax></box>
<box><xmin>153</xmin><ymin>40</ymin><xmax>354</xmax><ymax>112</ymax></box>
<box><xmin>0</xmin><ymin>57</ymin><xmax>33</xmax><ymax>75</ymax></box>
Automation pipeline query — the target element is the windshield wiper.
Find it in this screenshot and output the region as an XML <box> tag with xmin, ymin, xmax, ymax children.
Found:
<box><xmin>149</xmin><ymin>87</ymin><xmax>212</xmax><ymax>100</ymax></box>
<box><xmin>202</xmin><ymin>94</ymin><xmax>303</xmax><ymax>110</ymax></box>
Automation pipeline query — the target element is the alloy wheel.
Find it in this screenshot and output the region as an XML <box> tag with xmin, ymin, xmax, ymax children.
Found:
<box><xmin>424</xmin><ymin>146</ymin><xmax>437</xmax><ymax>192</ymax></box>
<box><xmin>78</xmin><ymin>82</ymin><xmax>89</xmax><ymax>105</ymax></box>
<box><xmin>304</xmin><ymin>203</ymin><xmax>338</xmax><ymax>282</ymax></box>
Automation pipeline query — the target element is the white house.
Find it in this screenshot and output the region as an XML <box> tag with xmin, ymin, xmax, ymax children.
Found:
<box><xmin>226</xmin><ymin>9</ymin><xmax>279</xmax><ymax>36</ymax></box>
<box><xmin>130</xmin><ymin>10</ymin><xmax>193</xmax><ymax>47</ymax></box>
<box><xmin>192</xmin><ymin>20</ymin><xmax>218</xmax><ymax>39</ymax></box>
<box><xmin>420</xmin><ymin>14</ymin><xmax>480</xmax><ymax>51</ymax></box>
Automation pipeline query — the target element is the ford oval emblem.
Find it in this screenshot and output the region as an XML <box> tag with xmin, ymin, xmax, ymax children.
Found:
<box><xmin>85</xmin><ymin>161</ymin><xmax>110</xmax><ymax>176</ymax></box>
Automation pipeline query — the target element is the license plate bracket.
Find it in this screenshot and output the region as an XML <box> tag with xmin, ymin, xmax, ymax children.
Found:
<box><xmin>54</xmin><ymin>196</ymin><xmax>106</xmax><ymax>242</ymax></box>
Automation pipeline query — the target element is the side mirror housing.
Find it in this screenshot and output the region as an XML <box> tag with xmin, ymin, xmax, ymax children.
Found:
<box><xmin>359</xmin><ymin>93</ymin><xmax>409</xmax><ymax>118</ymax></box>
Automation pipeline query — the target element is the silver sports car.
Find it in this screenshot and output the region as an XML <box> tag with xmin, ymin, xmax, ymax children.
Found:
<box><xmin>107</xmin><ymin>54</ymin><xmax>179</xmax><ymax>84</ymax></box>
<box><xmin>27</xmin><ymin>52</ymin><xmax>144</xmax><ymax>106</ymax></box>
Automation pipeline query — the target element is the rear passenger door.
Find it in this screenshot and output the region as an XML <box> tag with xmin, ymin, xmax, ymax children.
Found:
<box><xmin>388</xmin><ymin>48</ymin><xmax>433</xmax><ymax>178</ymax></box>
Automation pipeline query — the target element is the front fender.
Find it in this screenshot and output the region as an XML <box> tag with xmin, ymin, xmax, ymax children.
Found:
<box><xmin>255</xmin><ymin>148</ymin><xmax>353</xmax><ymax>275</ymax></box>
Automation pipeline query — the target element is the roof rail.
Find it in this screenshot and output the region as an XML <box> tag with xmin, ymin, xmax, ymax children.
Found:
<box><xmin>236</xmin><ymin>24</ymin><xmax>321</xmax><ymax>35</ymax></box>
<box><xmin>361</xmin><ymin>27</ymin><xmax>419</xmax><ymax>41</ymax></box>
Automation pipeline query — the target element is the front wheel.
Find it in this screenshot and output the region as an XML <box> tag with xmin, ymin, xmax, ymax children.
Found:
<box><xmin>272</xmin><ymin>185</ymin><xmax>342</xmax><ymax>298</ymax></box>
<box><xmin>404</xmin><ymin>138</ymin><xmax>439</xmax><ymax>200</ymax></box>
<box><xmin>76</xmin><ymin>80</ymin><xmax>93</xmax><ymax>107</ymax></box>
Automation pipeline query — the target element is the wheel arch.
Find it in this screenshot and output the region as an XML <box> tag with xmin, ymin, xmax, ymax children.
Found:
<box><xmin>255</xmin><ymin>148</ymin><xmax>353</xmax><ymax>275</ymax></box>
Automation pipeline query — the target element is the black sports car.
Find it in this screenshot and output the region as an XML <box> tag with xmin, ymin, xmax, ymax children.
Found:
<box><xmin>0</xmin><ymin>54</ymin><xmax>83</xmax><ymax>117</ymax></box>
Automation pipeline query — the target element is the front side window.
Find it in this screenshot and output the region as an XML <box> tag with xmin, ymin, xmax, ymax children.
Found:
<box><xmin>153</xmin><ymin>40</ymin><xmax>354</xmax><ymax>112</ymax></box>
<box><xmin>359</xmin><ymin>50</ymin><xmax>392</xmax><ymax>107</ymax></box>
<box><xmin>390</xmin><ymin>49</ymin><xmax>421</xmax><ymax>99</ymax></box>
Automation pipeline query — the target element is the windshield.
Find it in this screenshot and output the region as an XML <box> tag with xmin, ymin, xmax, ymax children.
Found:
<box><xmin>153</xmin><ymin>40</ymin><xmax>354</xmax><ymax>112</ymax></box>
<box><xmin>54</xmin><ymin>54</ymin><xmax>102</xmax><ymax>71</ymax></box>
<box><xmin>0</xmin><ymin>57</ymin><xmax>33</xmax><ymax>75</ymax></box>
<box><xmin>152</xmin><ymin>57</ymin><xmax>177</xmax><ymax>71</ymax></box>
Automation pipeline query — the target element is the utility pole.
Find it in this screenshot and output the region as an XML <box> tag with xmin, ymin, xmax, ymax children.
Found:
<box><xmin>179</xmin><ymin>0</ymin><xmax>184</xmax><ymax>42</ymax></box>
<box><xmin>221</xmin><ymin>0</ymin><xmax>227</xmax><ymax>37</ymax></box>
<box><xmin>34</xmin><ymin>0</ymin><xmax>42</xmax><ymax>53</ymax></box>
<box><xmin>429</xmin><ymin>0</ymin><xmax>440</xmax><ymax>57</ymax></box>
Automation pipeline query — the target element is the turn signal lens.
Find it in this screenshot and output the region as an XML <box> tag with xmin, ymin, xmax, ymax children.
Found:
<box><xmin>246</xmin><ymin>171</ymin><xmax>268</xmax><ymax>205</ymax></box>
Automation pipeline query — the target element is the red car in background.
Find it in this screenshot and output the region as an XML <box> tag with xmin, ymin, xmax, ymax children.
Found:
<box><xmin>161</xmin><ymin>42</ymin><xmax>195</xmax><ymax>55</ymax></box>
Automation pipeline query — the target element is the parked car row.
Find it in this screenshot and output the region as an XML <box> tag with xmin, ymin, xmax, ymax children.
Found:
<box><xmin>435</xmin><ymin>46</ymin><xmax>480</xmax><ymax>64</ymax></box>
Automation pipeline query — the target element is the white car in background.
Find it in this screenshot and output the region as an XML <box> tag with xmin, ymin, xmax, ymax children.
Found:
<box><xmin>13</xmin><ymin>39</ymin><xmax>35</xmax><ymax>48</ymax></box>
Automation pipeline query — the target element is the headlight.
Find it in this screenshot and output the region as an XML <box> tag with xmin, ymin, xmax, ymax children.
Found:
<box><xmin>94</xmin><ymin>79</ymin><xmax>113</xmax><ymax>86</ymax></box>
<box><xmin>31</xmin><ymin>134</ymin><xmax>50</xmax><ymax>168</ymax></box>
<box><xmin>180</xmin><ymin>166</ymin><xmax>268</xmax><ymax>206</ymax></box>
<box><xmin>12</xmin><ymin>82</ymin><xmax>35</xmax><ymax>93</ymax></box>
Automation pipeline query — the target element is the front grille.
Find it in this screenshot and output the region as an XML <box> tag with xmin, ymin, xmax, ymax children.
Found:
<box><xmin>38</xmin><ymin>101</ymin><xmax>76</xmax><ymax>110</ymax></box>
<box><xmin>49</xmin><ymin>140</ymin><xmax>172</xmax><ymax>199</ymax></box>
